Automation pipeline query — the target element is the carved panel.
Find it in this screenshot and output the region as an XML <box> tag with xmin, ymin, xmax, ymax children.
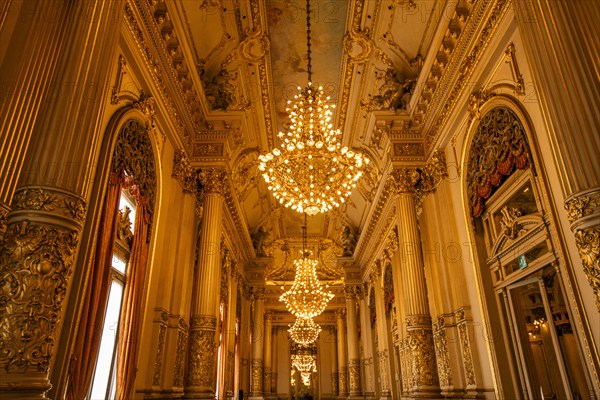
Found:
<box><xmin>173</xmin><ymin>319</ymin><xmax>189</xmax><ymax>387</ymax></box>
<box><xmin>112</xmin><ymin>119</ymin><xmax>157</xmax><ymax>216</ymax></box>
<box><xmin>457</xmin><ymin>321</ymin><xmax>476</xmax><ymax>387</ymax></box>
<box><xmin>193</xmin><ymin>142</ymin><xmax>224</xmax><ymax>158</ymax></box>
<box><xmin>406</xmin><ymin>329</ymin><xmax>439</xmax><ymax>388</ymax></box>
<box><xmin>152</xmin><ymin>317</ymin><xmax>168</xmax><ymax>386</ymax></box>
<box><xmin>0</xmin><ymin>220</ymin><xmax>78</xmax><ymax>372</ymax></box>
<box><xmin>467</xmin><ymin>107</ymin><xmax>530</xmax><ymax>217</ymax></box>
<box><xmin>348</xmin><ymin>359</ymin><xmax>361</xmax><ymax>393</ymax></box>
<box><xmin>251</xmin><ymin>359</ymin><xmax>263</xmax><ymax>394</ymax></box>
<box><xmin>574</xmin><ymin>228</ymin><xmax>600</xmax><ymax>311</ymax></box>
<box><xmin>186</xmin><ymin>315</ymin><xmax>217</xmax><ymax>388</ymax></box>
<box><xmin>338</xmin><ymin>366</ymin><xmax>348</xmax><ymax>394</ymax></box>
<box><xmin>433</xmin><ymin>322</ymin><xmax>453</xmax><ymax>388</ymax></box>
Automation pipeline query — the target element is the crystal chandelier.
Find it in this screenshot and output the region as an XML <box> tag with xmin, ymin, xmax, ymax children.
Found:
<box><xmin>279</xmin><ymin>215</ymin><xmax>334</xmax><ymax>319</ymax></box>
<box><xmin>288</xmin><ymin>317</ymin><xmax>322</xmax><ymax>346</ymax></box>
<box><xmin>258</xmin><ymin>0</ymin><xmax>369</xmax><ymax>216</ymax></box>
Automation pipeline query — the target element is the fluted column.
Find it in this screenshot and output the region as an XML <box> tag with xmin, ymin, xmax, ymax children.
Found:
<box><xmin>336</xmin><ymin>309</ymin><xmax>348</xmax><ymax>399</ymax></box>
<box><xmin>185</xmin><ymin>169</ymin><xmax>226</xmax><ymax>399</ymax></box>
<box><xmin>392</xmin><ymin>168</ymin><xmax>441</xmax><ymax>397</ymax></box>
<box><xmin>250</xmin><ymin>288</ymin><xmax>265</xmax><ymax>399</ymax></box>
<box><xmin>0</xmin><ymin>1</ymin><xmax>124</xmax><ymax>398</ymax></box>
<box><xmin>513</xmin><ymin>1</ymin><xmax>600</xmax><ymax>310</ymax></box>
<box><xmin>330</xmin><ymin>326</ymin><xmax>339</xmax><ymax>396</ymax></box>
<box><xmin>345</xmin><ymin>286</ymin><xmax>362</xmax><ymax>398</ymax></box>
<box><xmin>225</xmin><ymin>260</ymin><xmax>239</xmax><ymax>400</ymax></box>
<box><xmin>263</xmin><ymin>310</ymin><xmax>274</xmax><ymax>398</ymax></box>
<box><xmin>271</xmin><ymin>327</ymin><xmax>278</xmax><ymax>396</ymax></box>
<box><xmin>372</xmin><ymin>269</ymin><xmax>392</xmax><ymax>400</ymax></box>
<box><xmin>358</xmin><ymin>291</ymin><xmax>376</xmax><ymax>399</ymax></box>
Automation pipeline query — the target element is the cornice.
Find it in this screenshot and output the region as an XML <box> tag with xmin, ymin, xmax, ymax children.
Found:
<box><xmin>423</xmin><ymin>0</ymin><xmax>511</xmax><ymax>152</ymax></box>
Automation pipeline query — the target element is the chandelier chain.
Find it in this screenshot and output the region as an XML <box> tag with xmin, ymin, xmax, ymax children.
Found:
<box><xmin>306</xmin><ymin>0</ymin><xmax>312</xmax><ymax>82</ymax></box>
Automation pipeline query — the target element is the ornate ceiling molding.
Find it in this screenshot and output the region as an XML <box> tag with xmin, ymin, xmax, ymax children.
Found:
<box><xmin>423</xmin><ymin>0</ymin><xmax>511</xmax><ymax>152</ymax></box>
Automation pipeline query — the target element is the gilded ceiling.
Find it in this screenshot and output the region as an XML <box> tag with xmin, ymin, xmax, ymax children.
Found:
<box><xmin>131</xmin><ymin>0</ymin><xmax>511</xmax><ymax>288</ymax></box>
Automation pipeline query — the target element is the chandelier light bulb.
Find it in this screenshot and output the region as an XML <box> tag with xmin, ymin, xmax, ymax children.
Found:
<box><xmin>288</xmin><ymin>317</ymin><xmax>322</xmax><ymax>346</ymax></box>
<box><xmin>259</xmin><ymin>84</ymin><xmax>369</xmax><ymax>215</ymax></box>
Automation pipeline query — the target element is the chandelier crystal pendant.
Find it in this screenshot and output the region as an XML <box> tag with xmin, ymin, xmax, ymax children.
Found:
<box><xmin>258</xmin><ymin>0</ymin><xmax>369</xmax><ymax>216</ymax></box>
<box><xmin>279</xmin><ymin>214</ymin><xmax>334</xmax><ymax>319</ymax></box>
<box><xmin>288</xmin><ymin>317</ymin><xmax>322</xmax><ymax>346</ymax></box>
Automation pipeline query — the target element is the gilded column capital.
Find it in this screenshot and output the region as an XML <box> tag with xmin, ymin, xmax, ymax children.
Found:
<box><xmin>391</xmin><ymin>168</ymin><xmax>421</xmax><ymax>194</ymax></box>
<box><xmin>251</xmin><ymin>286</ymin><xmax>265</xmax><ymax>300</ymax></box>
<box><xmin>565</xmin><ymin>188</ymin><xmax>600</xmax><ymax>230</ymax></box>
<box><xmin>335</xmin><ymin>308</ymin><xmax>346</xmax><ymax>320</ymax></box>
<box><xmin>172</xmin><ymin>150</ymin><xmax>196</xmax><ymax>193</ymax></box>
<box><xmin>10</xmin><ymin>187</ymin><xmax>87</xmax><ymax>229</ymax></box>
<box><xmin>391</xmin><ymin>151</ymin><xmax>447</xmax><ymax>197</ymax></box>
<box><xmin>264</xmin><ymin>309</ymin><xmax>273</xmax><ymax>322</ymax></box>
<box><xmin>197</xmin><ymin>168</ymin><xmax>227</xmax><ymax>195</ymax></box>
<box><xmin>344</xmin><ymin>285</ymin><xmax>360</xmax><ymax>300</ymax></box>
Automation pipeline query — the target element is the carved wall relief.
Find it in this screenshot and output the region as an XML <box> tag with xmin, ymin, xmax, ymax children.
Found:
<box><xmin>186</xmin><ymin>315</ymin><xmax>217</xmax><ymax>388</ymax></box>
<box><xmin>432</xmin><ymin>319</ymin><xmax>453</xmax><ymax>389</ymax></box>
<box><xmin>173</xmin><ymin>318</ymin><xmax>189</xmax><ymax>388</ymax></box>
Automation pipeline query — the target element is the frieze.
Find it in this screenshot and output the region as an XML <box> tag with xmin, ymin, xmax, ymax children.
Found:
<box><xmin>393</xmin><ymin>142</ymin><xmax>424</xmax><ymax>157</ymax></box>
<box><xmin>193</xmin><ymin>142</ymin><xmax>224</xmax><ymax>158</ymax></box>
<box><xmin>0</xmin><ymin>221</ymin><xmax>79</xmax><ymax>372</ymax></box>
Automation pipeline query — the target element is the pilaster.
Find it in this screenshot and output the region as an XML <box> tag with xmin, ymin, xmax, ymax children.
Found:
<box><xmin>250</xmin><ymin>287</ymin><xmax>265</xmax><ymax>400</ymax></box>
<box><xmin>345</xmin><ymin>286</ymin><xmax>363</xmax><ymax>398</ymax></box>
<box><xmin>336</xmin><ymin>308</ymin><xmax>348</xmax><ymax>399</ymax></box>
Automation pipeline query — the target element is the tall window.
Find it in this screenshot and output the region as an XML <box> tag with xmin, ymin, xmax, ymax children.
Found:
<box><xmin>88</xmin><ymin>189</ymin><xmax>136</xmax><ymax>400</ymax></box>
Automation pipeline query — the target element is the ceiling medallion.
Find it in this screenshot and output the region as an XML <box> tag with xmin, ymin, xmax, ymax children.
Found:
<box><xmin>258</xmin><ymin>0</ymin><xmax>369</xmax><ymax>216</ymax></box>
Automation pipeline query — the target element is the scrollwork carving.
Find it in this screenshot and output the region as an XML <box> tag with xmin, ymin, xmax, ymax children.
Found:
<box><xmin>338</xmin><ymin>366</ymin><xmax>348</xmax><ymax>394</ymax></box>
<box><xmin>173</xmin><ymin>320</ymin><xmax>188</xmax><ymax>387</ymax></box>
<box><xmin>186</xmin><ymin>321</ymin><xmax>217</xmax><ymax>388</ymax></box>
<box><xmin>348</xmin><ymin>359</ymin><xmax>361</xmax><ymax>393</ymax></box>
<box><xmin>112</xmin><ymin>119</ymin><xmax>157</xmax><ymax>216</ymax></box>
<box><xmin>172</xmin><ymin>150</ymin><xmax>195</xmax><ymax>193</ymax></box>
<box><xmin>251</xmin><ymin>359</ymin><xmax>263</xmax><ymax>394</ymax></box>
<box><xmin>574</xmin><ymin>228</ymin><xmax>600</xmax><ymax>311</ymax></box>
<box><xmin>565</xmin><ymin>192</ymin><xmax>600</xmax><ymax>224</ymax></box>
<box><xmin>458</xmin><ymin>321</ymin><xmax>476</xmax><ymax>386</ymax></box>
<box><xmin>467</xmin><ymin>107</ymin><xmax>530</xmax><ymax>217</ymax></box>
<box><xmin>406</xmin><ymin>329</ymin><xmax>439</xmax><ymax>388</ymax></box>
<box><xmin>433</xmin><ymin>323</ymin><xmax>453</xmax><ymax>388</ymax></box>
<box><xmin>0</xmin><ymin>220</ymin><xmax>78</xmax><ymax>372</ymax></box>
<box><xmin>11</xmin><ymin>187</ymin><xmax>87</xmax><ymax>225</ymax></box>
<box><xmin>152</xmin><ymin>321</ymin><xmax>167</xmax><ymax>386</ymax></box>
<box><xmin>197</xmin><ymin>168</ymin><xmax>227</xmax><ymax>195</ymax></box>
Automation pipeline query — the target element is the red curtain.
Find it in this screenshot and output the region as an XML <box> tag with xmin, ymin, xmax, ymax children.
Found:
<box><xmin>65</xmin><ymin>172</ymin><xmax>122</xmax><ymax>400</ymax></box>
<box><xmin>115</xmin><ymin>191</ymin><xmax>151</xmax><ymax>400</ymax></box>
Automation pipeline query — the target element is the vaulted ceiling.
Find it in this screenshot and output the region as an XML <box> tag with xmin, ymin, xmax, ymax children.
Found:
<box><xmin>129</xmin><ymin>0</ymin><xmax>504</xmax><ymax>294</ymax></box>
